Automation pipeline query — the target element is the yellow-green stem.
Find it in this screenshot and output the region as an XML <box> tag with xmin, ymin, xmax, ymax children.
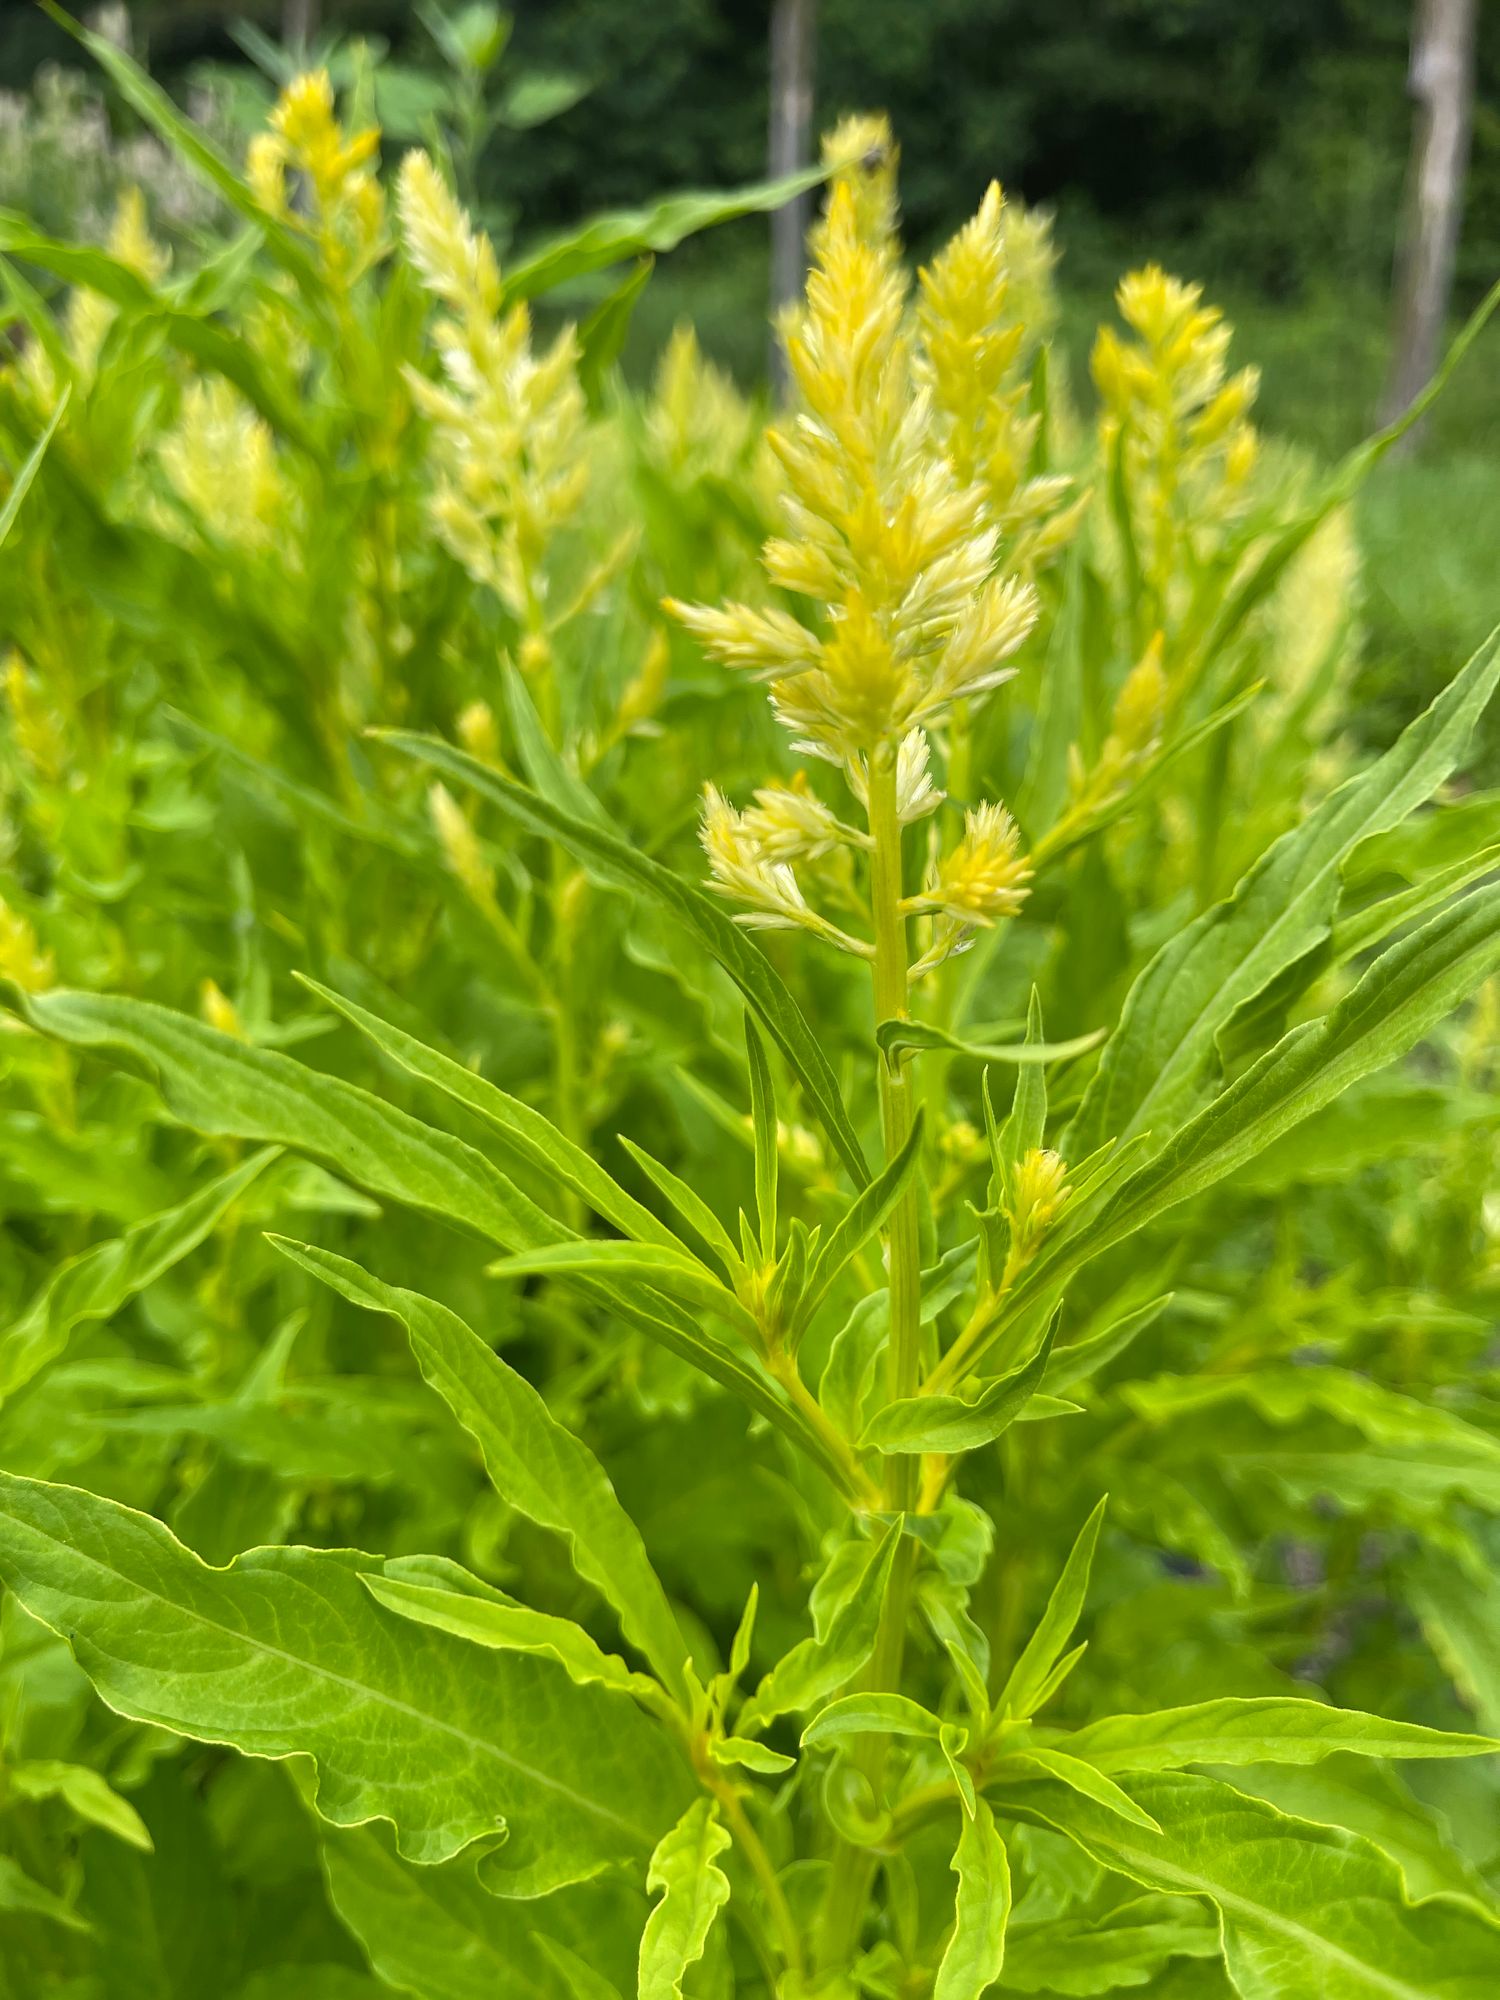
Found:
<box><xmin>814</xmin><ymin>742</ymin><xmax>926</xmax><ymax>1977</ymax></box>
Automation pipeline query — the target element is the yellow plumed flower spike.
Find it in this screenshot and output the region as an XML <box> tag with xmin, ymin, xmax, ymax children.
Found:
<box><xmin>916</xmin><ymin>180</ymin><xmax>1083</xmax><ymax>571</ymax></box>
<box><xmin>1005</xmin><ymin>1146</ymin><xmax>1071</xmax><ymax>1261</ymax></box>
<box><xmin>927</xmin><ymin>802</ymin><xmax>1033</xmax><ymax>925</ymax></box>
<box><xmin>249</xmin><ymin>70</ymin><xmax>384</xmax><ymax>273</ymax></box>
<box><xmin>398</xmin><ymin>149</ymin><xmax>587</xmax><ymax>622</ymax></box>
<box><xmin>669</xmin><ymin>177</ymin><xmax>1037</xmax><ymax>762</ymax></box>
<box><xmin>1094</xmin><ymin>263</ymin><xmax>1260</xmax><ymax>612</ymax></box>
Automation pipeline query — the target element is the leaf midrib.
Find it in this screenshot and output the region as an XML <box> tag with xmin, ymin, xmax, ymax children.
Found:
<box><xmin>3</xmin><ymin>1501</ymin><xmax>660</xmax><ymax>1852</ymax></box>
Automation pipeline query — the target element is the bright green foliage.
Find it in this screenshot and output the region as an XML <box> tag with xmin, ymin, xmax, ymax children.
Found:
<box><xmin>0</xmin><ymin>24</ymin><xmax>1497</xmax><ymax>2000</ymax></box>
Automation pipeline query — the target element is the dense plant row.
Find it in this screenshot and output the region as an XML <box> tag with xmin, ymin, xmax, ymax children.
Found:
<box><xmin>0</xmin><ymin>16</ymin><xmax>1498</xmax><ymax>1998</ymax></box>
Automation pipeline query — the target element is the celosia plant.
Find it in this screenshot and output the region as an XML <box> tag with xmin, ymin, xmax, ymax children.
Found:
<box><xmin>1</xmin><ymin>25</ymin><xmax>1500</xmax><ymax>2000</ymax></box>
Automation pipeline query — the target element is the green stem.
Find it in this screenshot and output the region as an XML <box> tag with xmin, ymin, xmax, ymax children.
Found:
<box><xmin>814</xmin><ymin>741</ymin><xmax>926</xmax><ymax>1977</ymax></box>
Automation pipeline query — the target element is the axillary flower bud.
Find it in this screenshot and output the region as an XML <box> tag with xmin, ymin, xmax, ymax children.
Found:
<box><xmin>1005</xmin><ymin>1147</ymin><xmax>1071</xmax><ymax>1261</ymax></box>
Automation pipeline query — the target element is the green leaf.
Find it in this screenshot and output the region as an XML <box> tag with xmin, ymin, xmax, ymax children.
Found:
<box><xmin>739</xmin><ymin>1522</ymin><xmax>900</xmax><ymax>1733</ymax></box>
<box><xmin>638</xmin><ymin>1798</ymin><xmax>733</xmax><ymax>2000</ymax></box>
<box><xmin>708</xmin><ymin>1736</ymin><xmax>795</xmax><ymax>1776</ymax></box>
<box><xmin>317</xmin><ymin>1820</ymin><xmax>638</xmax><ymax>2000</ymax></box>
<box><xmin>0</xmin><ymin>387</ymin><xmax>68</xmax><ymax>552</ymax></box>
<box><xmin>500</xmin><ymin>658</ymin><xmax>618</xmax><ymax>834</ymax></box>
<box><xmin>933</xmin><ymin>1799</ymin><xmax>1011</xmax><ymax>2000</ymax></box>
<box><xmin>271</xmin><ymin>1240</ymin><xmax>692</xmax><ymax>1704</ymax></box>
<box><xmin>875</xmin><ymin>1019</ymin><xmax>1105</xmax><ymax>1068</ymax></box>
<box><xmin>993</xmin><ymin>1749</ymin><xmax>1161</xmax><ymax>1833</ymax></box>
<box><xmin>1007</xmin><ymin>1769</ymin><xmax>1500</xmax><ymax>2000</ymax></box>
<box><xmin>1405</xmin><ymin>1559</ymin><xmax>1500</xmax><ymax>1733</ymax></box>
<box><xmin>6</xmin><ymin>1758</ymin><xmax>154</xmax><ymax>1851</ymax></box>
<box><xmin>793</xmin><ymin>1109</ymin><xmax>925</xmax><ymax>1340</ymax></box>
<box><xmin>372</xmin><ymin>733</ymin><xmax>870</xmax><ymax>1187</ymax></box>
<box><xmin>363</xmin><ymin>1569</ymin><xmax>663</xmax><ymax>1704</ymax></box>
<box><xmin>0</xmin><ymin>1148</ymin><xmax>278</xmax><ymax>1401</ymax></box>
<box><xmin>618</xmin><ymin>1137</ymin><xmax>745</xmax><ymax>1283</ymax></box>
<box><xmin>1043</xmin><ymin>1292</ymin><xmax>1172</xmax><ymax>1395</ymax></box>
<box><xmin>1064</xmin><ymin>1699</ymin><xmax>1499</xmax><ymax>1774</ymax></box>
<box><xmin>801</xmin><ymin>1693</ymin><xmax>947</xmax><ymax>1748</ymax></box>
<box><xmin>578</xmin><ymin>256</ymin><xmax>653</xmax><ymax>409</ymax></box>
<box><xmin>860</xmin><ymin>1319</ymin><xmax>1057</xmax><ymax>1456</ymax></box>
<box><xmin>1071</xmin><ymin>623</ymin><xmax>1500</xmax><ymax>1158</ymax></box>
<box><xmin>997</xmin><ymin>1910</ymin><xmax>1219</xmax><ymax>1995</ymax></box>
<box><xmin>999</xmin><ymin>990</ymin><xmax>1050</xmax><ymax>1184</ymax></box>
<box><xmin>503</xmin><ymin>164</ymin><xmax>827</xmax><ymax>301</ymax></box>
<box><xmin>486</xmin><ymin>1239</ymin><xmax>756</xmax><ymax>1340</ymax></box>
<box><xmin>1</xmin><ymin>986</ymin><xmax>559</xmax><ymax>1254</ymax></box>
<box><xmin>998</xmin><ymin>1498</ymin><xmax>1106</xmax><ymax>1720</ymax></box>
<box><xmin>0</xmin><ymin>1473</ymin><xmax>691</xmax><ymax>1889</ymax></box>
<box><xmin>745</xmin><ymin>1014</ymin><xmax>779</xmax><ymax>1262</ymax></box>
<box><xmin>295</xmin><ymin>974</ymin><xmax>679</xmax><ymax>1250</ymax></box>
<box><xmin>0</xmin><ymin>1852</ymin><xmax>89</xmax><ymax>1932</ymax></box>
<box><xmin>1086</xmin><ymin>882</ymin><xmax>1500</xmax><ymax>1260</ymax></box>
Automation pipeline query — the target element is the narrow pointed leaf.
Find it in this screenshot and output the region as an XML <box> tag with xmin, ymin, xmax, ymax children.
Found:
<box><xmin>999</xmin><ymin>1498</ymin><xmax>1106</xmax><ymax>1719</ymax></box>
<box><xmin>739</xmin><ymin>1522</ymin><xmax>900</xmax><ymax>1733</ymax></box>
<box><xmin>638</xmin><ymin>1799</ymin><xmax>732</xmax><ymax>2000</ymax></box>
<box><xmin>0</xmin><ymin>1148</ymin><xmax>278</xmax><ymax>1401</ymax></box>
<box><xmin>1072</xmin><ymin>623</ymin><xmax>1500</xmax><ymax>1157</ymax></box>
<box><xmin>993</xmin><ymin>1748</ymin><xmax>1161</xmax><ymax>1833</ymax></box>
<box><xmin>1065</xmin><ymin>1699</ymin><xmax>1500</xmax><ymax>1774</ymax></box>
<box><xmin>933</xmin><ymin>1799</ymin><xmax>1011</xmax><ymax>2000</ymax></box>
<box><xmin>296</xmin><ymin>975</ymin><xmax>680</xmax><ymax>1250</ymax></box>
<box><xmin>272</xmin><ymin>1240</ymin><xmax>692</xmax><ymax>1703</ymax></box>
<box><xmin>373</xmin><ymin>734</ymin><xmax>869</xmax><ymax>1186</ymax></box>
<box><xmin>860</xmin><ymin>1319</ymin><xmax>1056</xmax><ymax>1455</ymax></box>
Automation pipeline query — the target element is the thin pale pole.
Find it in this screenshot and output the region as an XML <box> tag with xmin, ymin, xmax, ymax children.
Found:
<box><xmin>1381</xmin><ymin>0</ymin><xmax>1477</xmax><ymax>446</ymax></box>
<box><xmin>768</xmin><ymin>0</ymin><xmax>816</xmax><ymax>399</ymax></box>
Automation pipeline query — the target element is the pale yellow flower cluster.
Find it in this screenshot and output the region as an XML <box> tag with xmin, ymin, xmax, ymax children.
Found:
<box><xmin>669</xmin><ymin>181</ymin><xmax>1035</xmax><ymax>762</ymax></box>
<box><xmin>671</xmin><ymin>142</ymin><xmax>1044</xmax><ymax>969</ymax></box>
<box><xmin>1005</xmin><ymin>1146</ymin><xmax>1072</xmax><ymax>1262</ymax></box>
<box><xmin>1066</xmin><ymin>633</ymin><xmax>1168</xmax><ymax>815</ymax></box>
<box><xmin>1093</xmin><ymin>265</ymin><xmax>1259</xmax><ymax>592</ymax></box>
<box><xmin>0</xmin><ymin>896</ymin><xmax>53</xmax><ymax>993</ymax></box>
<box><xmin>398</xmin><ymin>151</ymin><xmax>587</xmax><ymax>624</ymax></box>
<box><xmin>158</xmin><ymin>379</ymin><xmax>288</xmax><ymax>552</ymax></box>
<box><xmin>918</xmin><ymin>182</ymin><xmax>1086</xmax><ymax>572</ymax></box>
<box><xmin>247</xmin><ymin>70</ymin><xmax>383</xmax><ymax>273</ymax></box>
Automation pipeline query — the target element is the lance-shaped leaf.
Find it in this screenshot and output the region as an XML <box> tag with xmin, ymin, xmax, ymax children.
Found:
<box><xmin>637</xmin><ymin>1799</ymin><xmax>733</xmax><ymax>2000</ymax></box>
<box><xmin>738</xmin><ymin>1522</ymin><xmax>900</xmax><ymax>1733</ymax></box>
<box><xmin>1406</xmin><ymin>1559</ymin><xmax>1500</xmax><ymax>1734</ymax></box>
<box><xmin>875</xmin><ymin>1018</ymin><xmax>1104</xmax><ymax>1068</ymax></box>
<box><xmin>295</xmin><ymin>975</ymin><xmax>680</xmax><ymax>1250</ymax></box>
<box><xmin>1071</xmin><ymin>622</ymin><xmax>1500</xmax><ymax>1158</ymax></box>
<box><xmin>802</xmin><ymin>1693</ymin><xmax>949</xmax><ymax>1750</ymax></box>
<box><xmin>0</xmin><ymin>1473</ymin><xmax>692</xmax><ymax>1889</ymax></box>
<box><xmin>791</xmin><ymin>1111</ymin><xmax>925</xmax><ymax>1341</ymax></box>
<box><xmin>1042</xmin><ymin>1291</ymin><xmax>1172</xmax><ymax>1396</ymax></box>
<box><xmin>745</xmin><ymin>1014</ymin><xmax>779</xmax><ymax>1263</ymax></box>
<box><xmin>933</xmin><ymin>1800</ymin><xmax>1011</xmax><ymax>2000</ymax></box>
<box><xmin>998</xmin><ymin>1498</ymin><xmax>1106</xmax><ymax>1720</ymax></box>
<box><xmin>503</xmin><ymin>164</ymin><xmax>828</xmax><ymax>301</ymax></box>
<box><xmin>1064</xmin><ymin>1698</ymin><xmax>1500</xmax><ymax>1774</ymax></box>
<box><xmin>998</xmin><ymin>989</ymin><xmax>1049</xmax><ymax>1185</ymax></box>
<box><xmin>0</xmin><ymin>386</ymin><xmax>67</xmax><ymax>550</ymax></box>
<box><xmin>0</xmin><ymin>987</ymin><xmax>559</xmax><ymax>1253</ymax></box>
<box><xmin>1005</xmin><ymin>1770</ymin><xmax>1500</xmax><ymax>2000</ymax></box>
<box><xmin>273</xmin><ymin>1241</ymin><xmax>692</xmax><ymax>1705</ymax></box>
<box><xmin>363</xmin><ymin>1570</ymin><xmax>663</xmax><ymax>1706</ymax></box>
<box><xmin>317</xmin><ymin>1820</ymin><xmax>641</xmax><ymax>2000</ymax></box>
<box><xmin>486</xmin><ymin>1240</ymin><xmax>758</xmax><ymax>1343</ymax></box>
<box><xmin>5</xmin><ymin>1759</ymin><xmax>153</xmax><ymax>1851</ymax></box>
<box><xmin>0</xmin><ymin>1853</ymin><xmax>89</xmax><ymax>1932</ymax></box>
<box><xmin>372</xmin><ymin>733</ymin><xmax>869</xmax><ymax>1187</ymax></box>
<box><xmin>860</xmin><ymin>1319</ymin><xmax>1057</xmax><ymax>1456</ymax></box>
<box><xmin>0</xmin><ymin>1148</ymin><xmax>278</xmax><ymax>1401</ymax></box>
<box><xmin>1088</xmin><ymin>883</ymin><xmax>1500</xmax><ymax>1258</ymax></box>
<box><xmin>991</xmin><ymin>1748</ymin><xmax>1161</xmax><ymax>1834</ymax></box>
<box><xmin>997</xmin><ymin>1910</ymin><xmax>1219</xmax><ymax>1995</ymax></box>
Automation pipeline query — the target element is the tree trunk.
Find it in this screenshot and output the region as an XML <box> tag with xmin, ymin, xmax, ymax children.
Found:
<box><xmin>283</xmin><ymin>0</ymin><xmax>322</xmax><ymax>54</ymax></box>
<box><xmin>768</xmin><ymin>0</ymin><xmax>817</xmax><ymax>398</ymax></box>
<box><xmin>1381</xmin><ymin>0</ymin><xmax>1477</xmax><ymax>442</ymax></box>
